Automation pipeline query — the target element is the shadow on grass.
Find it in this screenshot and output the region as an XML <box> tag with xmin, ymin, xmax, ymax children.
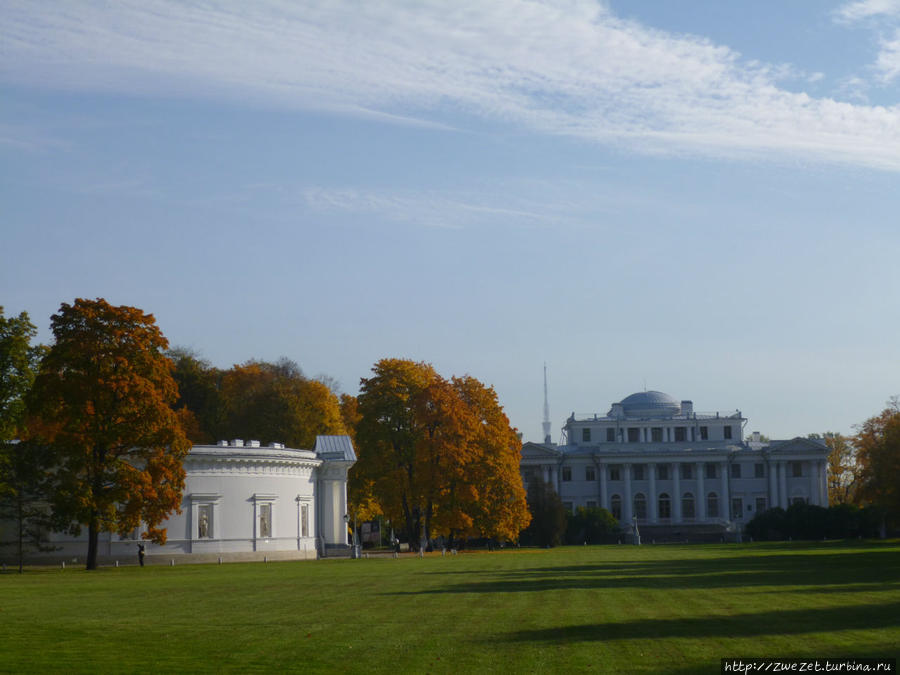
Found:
<box><xmin>399</xmin><ymin>549</ymin><xmax>900</xmax><ymax>594</ymax></box>
<box><xmin>489</xmin><ymin>601</ymin><xmax>900</xmax><ymax>644</ymax></box>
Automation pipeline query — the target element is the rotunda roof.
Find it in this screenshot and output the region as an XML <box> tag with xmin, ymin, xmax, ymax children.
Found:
<box><xmin>619</xmin><ymin>391</ymin><xmax>681</xmax><ymax>418</ymax></box>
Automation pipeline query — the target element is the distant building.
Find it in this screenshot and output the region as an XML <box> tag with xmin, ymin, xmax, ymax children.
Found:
<box><xmin>521</xmin><ymin>391</ymin><xmax>828</xmax><ymax>538</ymax></box>
<box><xmin>1</xmin><ymin>436</ymin><xmax>355</xmax><ymax>565</ymax></box>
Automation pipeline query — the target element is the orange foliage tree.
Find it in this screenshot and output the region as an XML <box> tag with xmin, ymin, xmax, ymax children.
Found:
<box><xmin>353</xmin><ymin>358</ymin><xmax>529</xmax><ymax>549</ymax></box>
<box><xmin>27</xmin><ymin>299</ymin><xmax>190</xmax><ymax>570</ymax></box>
<box><xmin>854</xmin><ymin>398</ymin><xmax>900</xmax><ymax>532</ymax></box>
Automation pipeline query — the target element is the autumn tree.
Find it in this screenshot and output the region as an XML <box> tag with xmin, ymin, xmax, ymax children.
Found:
<box><xmin>168</xmin><ymin>348</ymin><xmax>222</xmax><ymax>444</ymax></box>
<box><xmin>823</xmin><ymin>432</ymin><xmax>856</xmax><ymax>505</ymax></box>
<box><xmin>854</xmin><ymin>398</ymin><xmax>900</xmax><ymax>534</ymax></box>
<box><xmin>353</xmin><ymin>358</ymin><xmax>529</xmax><ymax>550</ymax></box>
<box><xmin>26</xmin><ymin>299</ymin><xmax>191</xmax><ymax>570</ymax></box>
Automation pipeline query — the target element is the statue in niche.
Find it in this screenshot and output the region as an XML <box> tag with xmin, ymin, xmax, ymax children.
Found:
<box><xmin>199</xmin><ymin>510</ymin><xmax>209</xmax><ymax>539</ymax></box>
<box><xmin>260</xmin><ymin>506</ymin><xmax>271</xmax><ymax>538</ymax></box>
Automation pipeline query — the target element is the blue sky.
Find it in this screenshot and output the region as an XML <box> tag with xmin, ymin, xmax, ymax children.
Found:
<box><xmin>2</xmin><ymin>0</ymin><xmax>898</xmax><ymax>442</ymax></box>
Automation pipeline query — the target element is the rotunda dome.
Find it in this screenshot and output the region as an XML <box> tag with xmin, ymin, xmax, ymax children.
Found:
<box><xmin>618</xmin><ymin>391</ymin><xmax>681</xmax><ymax>418</ymax></box>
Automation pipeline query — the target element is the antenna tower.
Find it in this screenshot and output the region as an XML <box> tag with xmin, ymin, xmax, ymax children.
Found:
<box><xmin>542</xmin><ymin>363</ymin><xmax>552</xmax><ymax>444</ymax></box>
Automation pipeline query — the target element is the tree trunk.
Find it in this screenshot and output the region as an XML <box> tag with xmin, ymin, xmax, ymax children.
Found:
<box><xmin>17</xmin><ymin>492</ymin><xmax>24</xmax><ymax>574</ymax></box>
<box><xmin>86</xmin><ymin>513</ymin><xmax>99</xmax><ymax>570</ymax></box>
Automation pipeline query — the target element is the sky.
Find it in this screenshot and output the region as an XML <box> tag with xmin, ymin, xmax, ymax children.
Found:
<box><xmin>2</xmin><ymin>0</ymin><xmax>899</xmax><ymax>443</ymax></box>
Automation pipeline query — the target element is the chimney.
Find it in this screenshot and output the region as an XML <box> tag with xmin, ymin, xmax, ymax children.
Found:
<box><xmin>681</xmin><ymin>400</ymin><xmax>693</xmax><ymax>416</ymax></box>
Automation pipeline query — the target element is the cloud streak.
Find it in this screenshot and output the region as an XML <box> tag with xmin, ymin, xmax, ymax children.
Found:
<box><xmin>3</xmin><ymin>1</ymin><xmax>900</xmax><ymax>170</ymax></box>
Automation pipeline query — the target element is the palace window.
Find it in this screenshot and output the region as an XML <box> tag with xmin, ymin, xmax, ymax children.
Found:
<box><xmin>706</xmin><ymin>463</ymin><xmax>717</xmax><ymax>479</ymax></box>
<box><xmin>755</xmin><ymin>497</ymin><xmax>767</xmax><ymax>514</ymax></box>
<box><xmin>632</xmin><ymin>464</ymin><xmax>645</xmax><ymax>481</ymax></box>
<box><xmin>731</xmin><ymin>463</ymin><xmax>741</xmax><ymax>479</ymax></box>
<box><xmin>585</xmin><ymin>466</ymin><xmax>596</xmax><ymax>481</ymax></box>
<box><xmin>680</xmin><ymin>464</ymin><xmax>692</xmax><ymax>480</ymax></box>
<box><xmin>610</xmin><ymin>495</ymin><xmax>622</xmax><ymax>520</ymax></box>
<box><xmin>731</xmin><ymin>497</ymin><xmax>743</xmax><ymax>520</ymax></box>
<box><xmin>633</xmin><ymin>493</ymin><xmax>647</xmax><ymax>520</ymax></box>
<box><xmin>651</xmin><ymin>427</ymin><xmax>663</xmax><ymax>442</ymax></box>
<box><xmin>755</xmin><ymin>463</ymin><xmax>765</xmax><ymax>478</ymax></box>
<box><xmin>658</xmin><ymin>493</ymin><xmax>671</xmax><ymax>519</ymax></box>
<box><xmin>682</xmin><ymin>492</ymin><xmax>695</xmax><ymax>519</ymax></box>
<box><xmin>586</xmin><ymin>501</ymin><xmax>597</xmax><ymax>509</ymax></box>
<box><xmin>562</xmin><ymin>466</ymin><xmax>572</xmax><ymax>482</ymax></box>
<box><xmin>607</xmin><ymin>428</ymin><xmax>616</xmax><ymax>442</ymax></box>
<box><xmin>724</xmin><ymin>425</ymin><xmax>733</xmax><ymax>440</ymax></box>
<box><xmin>792</xmin><ymin>462</ymin><xmax>803</xmax><ymax>478</ymax></box>
<box><xmin>657</xmin><ymin>464</ymin><xmax>669</xmax><ymax>480</ymax></box>
<box><xmin>301</xmin><ymin>503</ymin><xmax>309</xmax><ymax>538</ymax></box>
<box><xmin>700</xmin><ymin>426</ymin><xmax>709</xmax><ymax>440</ymax></box>
<box><xmin>674</xmin><ymin>427</ymin><xmax>687</xmax><ymax>442</ymax></box>
<box><xmin>582</xmin><ymin>428</ymin><xmax>591</xmax><ymax>443</ymax></box>
<box><xmin>609</xmin><ymin>466</ymin><xmax>621</xmax><ymax>481</ymax></box>
<box><xmin>707</xmin><ymin>492</ymin><xmax>719</xmax><ymax>518</ymax></box>
<box><xmin>627</xmin><ymin>427</ymin><xmax>640</xmax><ymax>443</ymax></box>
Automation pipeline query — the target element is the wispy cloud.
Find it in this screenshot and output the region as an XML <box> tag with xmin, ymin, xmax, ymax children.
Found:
<box><xmin>3</xmin><ymin>1</ymin><xmax>900</xmax><ymax>170</ymax></box>
<box><xmin>835</xmin><ymin>0</ymin><xmax>900</xmax><ymax>84</ymax></box>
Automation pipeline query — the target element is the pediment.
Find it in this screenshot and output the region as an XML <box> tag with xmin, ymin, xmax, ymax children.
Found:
<box><xmin>521</xmin><ymin>441</ymin><xmax>562</xmax><ymax>459</ymax></box>
<box><xmin>766</xmin><ymin>437</ymin><xmax>828</xmax><ymax>456</ymax></box>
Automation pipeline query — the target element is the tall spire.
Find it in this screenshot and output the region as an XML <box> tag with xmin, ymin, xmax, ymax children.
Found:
<box><xmin>542</xmin><ymin>363</ymin><xmax>552</xmax><ymax>444</ymax></box>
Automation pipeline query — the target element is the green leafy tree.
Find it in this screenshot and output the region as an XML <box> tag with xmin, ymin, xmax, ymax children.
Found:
<box><xmin>27</xmin><ymin>299</ymin><xmax>191</xmax><ymax>570</ymax></box>
<box><xmin>565</xmin><ymin>506</ymin><xmax>620</xmax><ymax>544</ymax></box>
<box><xmin>521</xmin><ymin>478</ymin><xmax>567</xmax><ymax>547</ymax></box>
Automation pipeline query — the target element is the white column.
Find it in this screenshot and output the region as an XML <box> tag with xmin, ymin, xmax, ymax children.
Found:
<box><xmin>779</xmin><ymin>461</ymin><xmax>788</xmax><ymax>508</ymax></box>
<box><xmin>696</xmin><ymin>461</ymin><xmax>705</xmax><ymax>521</ymax></box>
<box><xmin>648</xmin><ymin>462</ymin><xmax>657</xmax><ymax>523</ymax></box>
<box><xmin>673</xmin><ymin>462</ymin><xmax>682</xmax><ymax>523</ymax></box>
<box><xmin>809</xmin><ymin>460</ymin><xmax>818</xmax><ymax>505</ymax></box>
<box><xmin>768</xmin><ymin>460</ymin><xmax>778</xmax><ymax>509</ymax></box>
<box><xmin>542</xmin><ymin>465</ymin><xmax>550</xmax><ymax>483</ymax></box>
<box><xmin>720</xmin><ymin>461</ymin><xmax>729</xmax><ymax>520</ymax></box>
<box><xmin>599</xmin><ymin>463</ymin><xmax>608</xmax><ymax>510</ymax></box>
<box><xmin>820</xmin><ymin>460</ymin><xmax>828</xmax><ymax>506</ymax></box>
<box><xmin>623</xmin><ymin>464</ymin><xmax>633</xmax><ymax>523</ymax></box>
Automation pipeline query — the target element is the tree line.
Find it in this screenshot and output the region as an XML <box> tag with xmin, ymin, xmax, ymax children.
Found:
<box><xmin>1</xmin><ymin>300</ymin><xmax>530</xmax><ymax>569</ymax></box>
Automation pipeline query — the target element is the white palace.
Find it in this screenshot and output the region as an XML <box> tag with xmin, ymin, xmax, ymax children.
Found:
<box><xmin>521</xmin><ymin>391</ymin><xmax>829</xmax><ymax>538</ymax></box>
<box><xmin>2</xmin><ymin>435</ymin><xmax>356</xmax><ymax>565</ymax></box>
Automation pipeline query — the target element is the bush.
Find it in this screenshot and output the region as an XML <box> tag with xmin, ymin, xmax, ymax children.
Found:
<box><xmin>746</xmin><ymin>503</ymin><xmax>885</xmax><ymax>540</ymax></box>
<box><xmin>565</xmin><ymin>507</ymin><xmax>620</xmax><ymax>544</ymax></box>
<box><xmin>520</xmin><ymin>479</ymin><xmax>566</xmax><ymax>547</ymax></box>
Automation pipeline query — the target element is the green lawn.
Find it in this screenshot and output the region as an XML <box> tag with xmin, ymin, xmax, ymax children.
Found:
<box><xmin>2</xmin><ymin>541</ymin><xmax>898</xmax><ymax>674</ymax></box>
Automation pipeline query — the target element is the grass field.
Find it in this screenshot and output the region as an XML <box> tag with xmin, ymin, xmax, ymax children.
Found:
<box><xmin>2</xmin><ymin>541</ymin><xmax>899</xmax><ymax>674</ymax></box>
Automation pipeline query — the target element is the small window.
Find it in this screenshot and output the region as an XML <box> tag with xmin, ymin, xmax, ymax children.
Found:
<box><xmin>731</xmin><ymin>463</ymin><xmax>741</xmax><ymax>479</ymax></box>
<box><xmin>585</xmin><ymin>466</ymin><xmax>596</xmax><ymax>481</ymax></box>
<box><xmin>724</xmin><ymin>426</ymin><xmax>733</xmax><ymax>440</ymax></box>
<box><xmin>562</xmin><ymin>466</ymin><xmax>572</xmax><ymax>482</ymax></box>
<box><xmin>755</xmin><ymin>497</ymin><xmax>767</xmax><ymax>514</ymax></box>
<box><xmin>610</xmin><ymin>495</ymin><xmax>622</xmax><ymax>520</ymax></box>
<box><xmin>731</xmin><ymin>497</ymin><xmax>743</xmax><ymax>519</ymax></box>
<box><xmin>633</xmin><ymin>493</ymin><xmax>647</xmax><ymax>520</ymax></box>
<box><xmin>700</xmin><ymin>426</ymin><xmax>709</xmax><ymax>440</ymax></box>
<box><xmin>657</xmin><ymin>464</ymin><xmax>669</xmax><ymax>480</ymax></box>
<box><xmin>658</xmin><ymin>493</ymin><xmax>671</xmax><ymax>519</ymax></box>
<box><xmin>586</xmin><ymin>500</ymin><xmax>597</xmax><ymax>509</ymax></box>
<box><xmin>632</xmin><ymin>464</ymin><xmax>645</xmax><ymax>481</ymax></box>
<box><xmin>674</xmin><ymin>427</ymin><xmax>686</xmax><ymax>442</ymax></box>
<box><xmin>606</xmin><ymin>428</ymin><xmax>616</xmax><ymax>442</ymax></box>
<box><xmin>609</xmin><ymin>466</ymin><xmax>621</xmax><ymax>481</ymax></box>
<box><xmin>755</xmin><ymin>463</ymin><xmax>765</xmax><ymax>478</ymax></box>
<box><xmin>792</xmin><ymin>462</ymin><xmax>803</xmax><ymax>478</ymax></box>
<box><xmin>707</xmin><ymin>492</ymin><xmax>719</xmax><ymax>517</ymax></box>
<box><xmin>651</xmin><ymin>427</ymin><xmax>663</xmax><ymax>442</ymax></box>
<box><xmin>680</xmin><ymin>464</ymin><xmax>692</xmax><ymax>480</ymax></box>
<box><xmin>582</xmin><ymin>428</ymin><xmax>591</xmax><ymax>443</ymax></box>
<box><xmin>627</xmin><ymin>427</ymin><xmax>640</xmax><ymax>443</ymax></box>
<box><xmin>706</xmin><ymin>463</ymin><xmax>717</xmax><ymax>479</ymax></box>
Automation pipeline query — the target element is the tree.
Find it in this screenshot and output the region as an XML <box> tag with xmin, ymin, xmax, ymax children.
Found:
<box><xmin>854</xmin><ymin>398</ymin><xmax>900</xmax><ymax>534</ymax></box>
<box><xmin>520</xmin><ymin>478</ymin><xmax>566</xmax><ymax>547</ymax></box>
<box><xmin>168</xmin><ymin>348</ymin><xmax>222</xmax><ymax>444</ymax></box>
<box><xmin>565</xmin><ymin>506</ymin><xmax>619</xmax><ymax>545</ymax></box>
<box><xmin>823</xmin><ymin>432</ymin><xmax>856</xmax><ymax>505</ymax></box>
<box><xmin>0</xmin><ymin>308</ymin><xmax>52</xmax><ymax>571</ymax></box>
<box><xmin>26</xmin><ymin>299</ymin><xmax>191</xmax><ymax>570</ymax></box>
<box><xmin>353</xmin><ymin>358</ymin><xmax>530</xmax><ymax>550</ymax></box>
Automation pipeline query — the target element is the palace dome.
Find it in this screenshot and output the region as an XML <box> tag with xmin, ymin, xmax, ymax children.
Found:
<box><xmin>619</xmin><ymin>391</ymin><xmax>681</xmax><ymax>418</ymax></box>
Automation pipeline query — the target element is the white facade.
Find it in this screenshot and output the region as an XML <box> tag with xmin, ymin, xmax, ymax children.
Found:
<box><xmin>4</xmin><ymin>435</ymin><xmax>355</xmax><ymax>565</ymax></box>
<box><xmin>521</xmin><ymin>391</ymin><xmax>829</xmax><ymax>535</ymax></box>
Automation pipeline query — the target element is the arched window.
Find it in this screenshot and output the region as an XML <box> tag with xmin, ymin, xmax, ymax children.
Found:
<box><xmin>633</xmin><ymin>493</ymin><xmax>647</xmax><ymax>520</ymax></box>
<box><xmin>707</xmin><ymin>492</ymin><xmax>719</xmax><ymax>518</ymax></box>
<box><xmin>610</xmin><ymin>494</ymin><xmax>622</xmax><ymax>521</ymax></box>
<box><xmin>682</xmin><ymin>492</ymin><xmax>695</xmax><ymax>519</ymax></box>
<box><xmin>658</xmin><ymin>493</ymin><xmax>671</xmax><ymax>519</ymax></box>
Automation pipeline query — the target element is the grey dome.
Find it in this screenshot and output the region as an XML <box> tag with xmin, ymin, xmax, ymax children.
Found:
<box><xmin>618</xmin><ymin>391</ymin><xmax>680</xmax><ymax>418</ymax></box>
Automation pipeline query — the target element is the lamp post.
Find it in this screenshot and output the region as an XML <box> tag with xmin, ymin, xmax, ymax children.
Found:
<box><xmin>344</xmin><ymin>513</ymin><xmax>361</xmax><ymax>559</ymax></box>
